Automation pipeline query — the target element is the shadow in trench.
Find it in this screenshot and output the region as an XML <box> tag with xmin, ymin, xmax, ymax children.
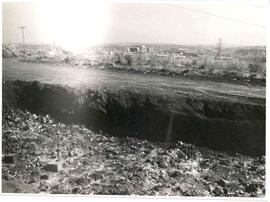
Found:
<box><xmin>2</xmin><ymin>80</ymin><xmax>265</xmax><ymax>156</ymax></box>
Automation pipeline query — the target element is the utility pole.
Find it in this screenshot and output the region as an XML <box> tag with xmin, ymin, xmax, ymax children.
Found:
<box><xmin>18</xmin><ymin>26</ymin><xmax>27</xmax><ymax>54</ymax></box>
<box><xmin>217</xmin><ymin>38</ymin><xmax>222</xmax><ymax>58</ymax></box>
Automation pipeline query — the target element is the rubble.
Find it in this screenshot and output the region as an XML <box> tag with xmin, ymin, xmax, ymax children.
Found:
<box><xmin>2</xmin><ymin>154</ymin><xmax>16</xmax><ymax>164</ymax></box>
<box><xmin>40</xmin><ymin>174</ymin><xmax>49</xmax><ymax>180</ymax></box>
<box><xmin>2</xmin><ymin>107</ymin><xmax>265</xmax><ymax>196</ymax></box>
<box><xmin>42</xmin><ymin>164</ymin><xmax>58</xmax><ymax>173</ymax></box>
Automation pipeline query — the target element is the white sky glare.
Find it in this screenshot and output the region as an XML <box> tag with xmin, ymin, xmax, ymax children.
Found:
<box><xmin>2</xmin><ymin>1</ymin><xmax>267</xmax><ymax>49</ymax></box>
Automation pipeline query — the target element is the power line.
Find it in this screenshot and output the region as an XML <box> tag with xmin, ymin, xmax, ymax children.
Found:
<box><xmin>217</xmin><ymin>38</ymin><xmax>222</xmax><ymax>58</ymax></box>
<box><xmin>239</xmin><ymin>3</ymin><xmax>265</xmax><ymax>9</ymax></box>
<box><xmin>18</xmin><ymin>26</ymin><xmax>27</xmax><ymax>54</ymax></box>
<box><xmin>164</xmin><ymin>3</ymin><xmax>265</xmax><ymax>29</ymax></box>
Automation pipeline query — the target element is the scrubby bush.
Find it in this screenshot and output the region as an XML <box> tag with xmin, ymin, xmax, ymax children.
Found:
<box><xmin>125</xmin><ymin>54</ymin><xmax>133</xmax><ymax>65</ymax></box>
<box><xmin>248</xmin><ymin>63</ymin><xmax>260</xmax><ymax>73</ymax></box>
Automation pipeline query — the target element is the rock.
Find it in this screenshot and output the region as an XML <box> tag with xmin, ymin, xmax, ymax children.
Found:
<box><xmin>208</xmin><ymin>185</ymin><xmax>215</xmax><ymax>193</ymax></box>
<box><xmin>258</xmin><ymin>156</ymin><xmax>265</xmax><ymax>164</ymax></box>
<box><xmin>28</xmin><ymin>179</ymin><xmax>36</xmax><ymax>184</ymax></box>
<box><xmin>42</xmin><ymin>164</ymin><xmax>58</xmax><ymax>173</ymax></box>
<box><xmin>82</xmin><ymin>160</ymin><xmax>89</xmax><ymax>166</ymax></box>
<box><xmin>5</xmin><ymin>174</ymin><xmax>15</xmax><ymax>180</ymax></box>
<box><xmin>2</xmin><ymin>154</ymin><xmax>16</xmax><ymax>164</ymax></box>
<box><xmin>153</xmin><ymin>184</ymin><xmax>161</xmax><ymax>191</ymax></box>
<box><xmin>88</xmin><ymin>150</ymin><xmax>94</xmax><ymax>156</ymax></box>
<box><xmin>39</xmin><ymin>184</ymin><xmax>49</xmax><ymax>192</ymax></box>
<box><xmin>14</xmin><ymin>117</ymin><xmax>21</xmax><ymax>123</ymax></box>
<box><xmin>223</xmin><ymin>187</ymin><xmax>228</xmax><ymax>195</ymax></box>
<box><xmin>245</xmin><ymin>183</ymin><xmax>258</xmax><ymax>193</ymax></box>
<box><xmin>50</xmin><ymin>185</ymin><xmax>60</xmax><ymax>194</ymax></box>
<box><xmin>22</xmin><ymin>125</ymin><xmax>29</xmax><ymax>131</ymax></box>
<box><xmin>177</xmin><ymin>149</ymin><xmax>188</xmax><ymax>159</ymax></box>
<box><xmin>217</xmin><ymin>178</ymin><xmax>230</xmax><ymax>187</ymax></box>
<box><xmin>72</xmin><ymin>187</ymin><xmax>80</xmax><ymax>194</ymax></box>
<box><xmin>113</xmin><ymin>184</ymin><xmax>130</xmax><ymax>195</ymax></box>
<box><xmin>41</xmin><ymin>117</ymin><xmax>47</xmax><ymax>123</ymax></box>
<box><xmin>75</xmin><ymin>177</ymin><xmax>88</xmax><ymax>185</ymax></box>
<box><xmin>200</xmin><ymin>159</ymin><xmax>210</xmax><ymax>168</ymax></box>
<box><xmin>105</xmin><ymin>146</ymin><xmax>119</xmax><ymax>154</ymax></box>
<box><xmin>160</xmin><ymin>169</ymin><xmax>168</xmax><ymax>179</ymax></box>
<box><xmin>157</xmin><ymin>157</ymin><xmax>169</xmax><ymax>168</ymax></box>
<box><xmin>168</xmin><ymin>169</ymin><xmax>182</xmax><ymax>178</ymax></box>
<box><xmin>220</xmin><ymin>159</ymin><xmax>230</xmax><ymax>166</ymax></box>
<box><xmin>213</xmin><ymin>186</ymin><xmax>224</xmax><ymax>196</ymax></box>
<box><xmin>90</xmin><ymin>171</ymin><xmax>104</xmax><ymax>181</ymax></box>
<box><xmin>107</xmin><ymin>153</ymin><xmax>114</xmax><ymax>158</ymax></box>
<box><xmin>178</xmin><ymin>183</ymin><xmax>195</xmax><ymax>196</ymax></box>
<box><xmin>32</xmin><ymin>114</ymin><xmax>38</xmax><ymax>119</ymax></box>
<box><xmin>50</xmin><ymin>152</ymin><xmax>57</xmax><ymax>158</ymax></box>
<box><xmin>45</xmin><ymin>114</ymin><xmax>50</xmax><ymax>119</ymax></box>
<box><xmin>249</xmin><ymin>165</ymin><xmax>257</xmax><ymax>171</ymax></box>
<box><xmin>40</xmin><ymin>174</ymin><xmax>49</xmax><ymax>180</ymax></box>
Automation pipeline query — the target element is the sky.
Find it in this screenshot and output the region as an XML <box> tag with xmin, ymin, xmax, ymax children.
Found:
<box><xmin>2</xmin><ymin>1</ymin><xmax>267</xmax><ymax>49</ymax></box>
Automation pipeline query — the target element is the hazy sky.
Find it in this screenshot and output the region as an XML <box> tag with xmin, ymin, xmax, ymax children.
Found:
<box><xmin>2</xmin><ymin>1</ymin><xmax>267</xmax><ymax>49</ymax></box>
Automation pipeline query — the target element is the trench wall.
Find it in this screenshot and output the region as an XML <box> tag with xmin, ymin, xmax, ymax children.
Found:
<box><xmin>2</xmin><ymin>80</ymin><xmax>265</xmax><ymax>155</ymax></box>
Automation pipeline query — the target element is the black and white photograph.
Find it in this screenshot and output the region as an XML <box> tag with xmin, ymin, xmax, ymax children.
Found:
<box><xmin>1</xmin><ymin>0</ymin><xmax>267</xmax><ymax>199</ymax></box>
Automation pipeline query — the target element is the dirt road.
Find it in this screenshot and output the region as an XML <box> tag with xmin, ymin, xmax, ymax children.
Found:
<box><xmin>2</xmin><ymin>58</ymin><xmax>265</xmax><ymax>104</ymax></box>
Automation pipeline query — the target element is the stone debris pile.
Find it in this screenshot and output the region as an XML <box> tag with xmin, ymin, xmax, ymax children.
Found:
<box><xmin>2</xmin><ymin>107</ymin><xmax>265</xmax><ymax>196</ymax></box>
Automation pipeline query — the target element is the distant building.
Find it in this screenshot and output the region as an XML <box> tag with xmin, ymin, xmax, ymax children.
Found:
<box><xmin>177</xmin><ymin>48</ymin><xmax>190</xmax><ymax>52</ymax></box>
<box><xmin>127</xmin><ymin>47</ymin><xmax>140</xmax><ymax>54</ymax></box>
<box><xmin>127</xmin><ymin>45</ymin><xmax>150</xmax><ymax>54</ymax></box>
<box><xmin>175</xmin><ymin>48</ymin><xmax>198</xmax><ymax>57</ymax></box>
<box><xmin>216</xmin><ymin>56</ymin><xmax>233</xmax><ymax>60</ymax></box>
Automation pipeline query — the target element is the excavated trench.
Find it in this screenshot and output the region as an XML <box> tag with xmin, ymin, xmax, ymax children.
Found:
<box><xmin>2</xmin><ymin>80</ymin><xmax>265</xmax><ymax>156</ymax></box>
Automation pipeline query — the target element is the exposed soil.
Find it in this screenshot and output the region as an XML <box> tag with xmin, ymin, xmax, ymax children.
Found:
<box><xmin>2</xmin><ymin>80</ymin><xmax>265</xmax><ymax>155</ymax></box>
<box><xmin>2</xmin><ymin>107</ymin><xmax>265</xmax><ymax>196</ymax></box>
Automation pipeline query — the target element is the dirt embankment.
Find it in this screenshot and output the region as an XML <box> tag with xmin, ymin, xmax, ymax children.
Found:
<box><xmin>2</xmin><ymin>80</ymin><xmax>265</xmax><ymax>156</ymax></box>
<box><xmin>100</xmin><ymin>64</ymin><xmax>266</xmax><ymax>87</ymax></box>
